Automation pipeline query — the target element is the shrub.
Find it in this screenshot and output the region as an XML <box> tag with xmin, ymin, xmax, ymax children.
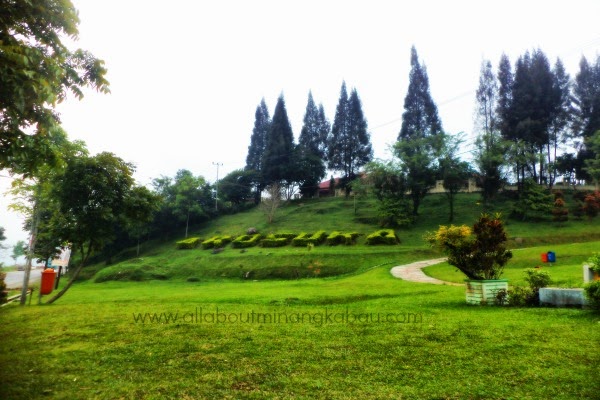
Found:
<box><xmin>524</xmin><ymin>268</ymin><xmax>552</xmax><ymax>305</ymax></box>
<box><xmin>0</xmin><ymin>272</ymin><xmax>7</xmax><ymax>304</ymax></box>
<box><xmin>425</xmin><ymin>213</ymin><xmax>512</xmax><ymax>280</ymax></box>
<box><xmin>584</xmin><ymin>281</ymin><xmax>600</xmax><ymax>311</ymax></box>
<box><xmin>201</xmin><ymin>235</ymin><xmax>233</xmax><ymax>249</ymax></box>
<box><xmin>583</xmin><ymin>191</ymin><xmax>600</xmax><ymax>218</ymax></box>
<box><xmin>507</xmin><ymin>286</ymin><xmax>534</xmax><ymax>306</ymax></box>
<box><xmin>326</xmin><ymin>231</ymin><xmax>359</xmax><ymax>245</ymax></box>
<box><xmin>292</xmin><ymin>231</ymin><xmax>327</xmax><ymax>246</ymax></box>
<box><xmin>552</xmin><ymin>197</ymin><xmax>569</xmax><ymax>222</ymax></box>
<box><xmin>175</xmin><ymin>237</ymin><xmax>201</xmax><ymax>250</ymax></box>
<box><xmin>232</xmin><ymin>234</ymin><xmax>262</xmax><ymax>249</ymax></box>
<box><xmin>365</xmin><ymin>229</ymin><xmax>399</xmax><ymax>245</ymax></box>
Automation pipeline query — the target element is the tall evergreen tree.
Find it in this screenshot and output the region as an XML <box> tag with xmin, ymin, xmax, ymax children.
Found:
<box><xmin>327</xmin><ymin>82</ymin><xmax>373</xmax><ymax>195</ymax></box>
<box><xmin>297</xmin><ymin>92</ymin><xmax>329</xmax><ymax>197</ymax></box>
<box><xmin>573</xmin><ymin>55</ymin><xmax>600</xmax><ymax>182</ymax></box>
<box><xmin>396</xmin><ymin>46</ymin><xmax>442</xmax><ymax>215</ymax></box>
<box><xmin>496</xmin><ymin>53</ymin><xmax>514</xmax><ymax>140</ymax></box>
<box><xmin>474</xmin><ymin>60</ymin><xmax>506</xmax><ymax>202</ymax></box>
<box><xmin>398</xmin><ymin>46</ymin><xmax>442</xmax><ymax>140</ymax></box>
<box><xmin>245</xmin><ymin>98</ymin><xmax>270</xmax><ymax>203</ymax></box>
<box><xmin>262</xmin><ymin>94</ymin><xmax>296</xmax><ymax>189</ymax></box>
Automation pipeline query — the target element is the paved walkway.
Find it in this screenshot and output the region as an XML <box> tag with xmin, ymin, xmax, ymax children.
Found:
<box><xmin>390</xmin><ymin>258</ymin><xmax>462</xmax><ymax>286</ymax></box>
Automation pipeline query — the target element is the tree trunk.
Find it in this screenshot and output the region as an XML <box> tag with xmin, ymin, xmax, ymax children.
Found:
<box><xmin>45</xmin><ymin>244</ymin><xmax>91</xmax><ymax>304</ymax></box>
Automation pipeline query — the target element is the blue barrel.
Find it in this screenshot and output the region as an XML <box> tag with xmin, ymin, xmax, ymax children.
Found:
<box><xmin>547</xmin><ymin>251</ymin><xmax>556</xmax><ymax>263</ymax></box>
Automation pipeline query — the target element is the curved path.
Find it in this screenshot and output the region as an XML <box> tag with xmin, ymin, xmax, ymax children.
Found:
<box><xmin>390</xmin><ymin>258</ymin><xmax>462</xmax><ymax>286</ymax></box>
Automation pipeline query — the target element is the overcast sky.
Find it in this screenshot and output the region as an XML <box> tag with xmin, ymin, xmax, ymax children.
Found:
<box><xmin>2</xmin><ymin>0</ymin><xmax>600</xmax><ymax>263</ymax></box>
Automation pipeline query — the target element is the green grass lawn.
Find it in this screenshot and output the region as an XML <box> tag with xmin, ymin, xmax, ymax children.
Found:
<box><xmin>2</xmin><ymin>193</ymin><xmax>600</xmax><ymax>399</ymax></box>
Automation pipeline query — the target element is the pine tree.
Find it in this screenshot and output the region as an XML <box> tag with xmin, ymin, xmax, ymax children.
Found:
<box><xmin>297</xmin><ymin>92</ymin><xmax>329</xmax><ymax>197</ymax></box>
<box><xmin>262</xmin><ymin>94</ymin><xmax>295</xmax><ymax>189</ymax></box>
<box><xmin>398</xmin><ymin>46</ymin><xmax>442</xmax><ymax>140</ymax></box>
<box><xmin>396</xmin><ymin>46</ymin><xmax>442</xmax><ymax>215</ymax></box>
<box><xmin>245</xmin><ymin>98</ymin><xmax>270</xmax><ymax>203</ymax></box>
<box><xmin>496</xmin><ymin>53</ymin><xmax>514</xmax><ymax>140</ymax></box>
<box><xmin>327</xmin><ymin>82</ymin><xmax>373</xmax><ymax>195</ymax></box>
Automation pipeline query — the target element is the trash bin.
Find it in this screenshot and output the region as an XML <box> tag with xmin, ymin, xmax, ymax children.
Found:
<box><xmin>541</xmin><ymin>253</ymin><xmax>548</xmax><ymax>263</ymax></box>
<box><xmin>547</xmin><ymin>251</ymin><xmax>556</xmax><ymax>263</ymax></box>
<box><xmin>40</xmin><ymin>268</ymin><xmax>57</xmax><ymax>295</ymax></box>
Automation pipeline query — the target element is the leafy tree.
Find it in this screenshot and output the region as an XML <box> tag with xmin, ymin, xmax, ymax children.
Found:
<box><xmin>44</xmin><ymin>152</ymin><xmax>141</xmax><ymax>303</ymax></box>
<box><xmin>474</xmin><ymin>60</ymin><xmax>506</xmax><ymax>202</ymax></box>
<box><xmin>261</xmin><ymin>183</ymin><xmax>282</xmax><ymax>224</ymax></box>
<box><xmin>396</xmin><ymin>47</ymin><xmax>443</xmax><ymax>215</ymax></box>
<box><xmin>0</xmin><ymin>0</ymin><xmax>109</xmax><ymax>175</ymax></box>
<box><xmin>439</xmin><ymin>134</ymin><xmax>473</xmax><ymax>222</ymax></box>
<box><xmin>327</xmin><ymin>82</ymin><xmax>373</xmax><ymax>195</ymax></box>
<box><xmin>152</xmin><ymin>170</ymin><xmax>212</xmax><ymax>239</ymax></box>
<box><xmin>219</xmin><ymin>169</ymin><xmax>255</xmax><ymax>206</ymax></box>
<box><xmin>124</xmin><ymin>186</ymin><xmax>161</xmax><ymax>257</ymax></box>
<box><xmin>11</xmin><ymin>240</ymin><xmax>27</xmax><ymax>265</ymax></box>
<box><xmin>496</xmin><ymin>53</ymin><xmax>514</xmax><ymax>140</ymax></box>
<box><xmin>363</xmin><ymin>161</ymin><xmax>411</xmax><ymax>227</ymax></box>
<box><xmin>297</xmin><ymin>92</ymin><xmax>329</xmax><ymax>197</ymax></box>
<box><xmin>512</xmin><ymin>179</ymin><xmax>553</xmax><ymax>221</ymax></box>
<box><xmin>245</xmin><ymin>98</ymin><xmax>270</xmax><ymax>203</ymax></box>
<box><xmin>262</xmin><ymin>94</ymin><xmax>296</xmax><ymax>194</ymax></box>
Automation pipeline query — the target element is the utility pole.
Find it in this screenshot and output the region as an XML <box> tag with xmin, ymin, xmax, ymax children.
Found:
<box><xmin>212</xmin><ymin>162</ymin><xmax>222</xmax><ymax>211</ymax></box>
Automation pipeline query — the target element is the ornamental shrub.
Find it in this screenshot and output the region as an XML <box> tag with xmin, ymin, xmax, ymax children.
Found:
<box><xmin>260</xmin><ymin>235</ymin><xmax>289</xmax><ymax>248</ymax></box>
<box><xmin>584</xmin><ymin>281</ymin><xmax>600</xmax><ymax>311</ymax></box>
<box><xmin>524</xmin><ymin>268</ymin><xmax>552</xmax><ymax>305</ymax></box>
<box><xmin>425</xmin><ymin>213</ymin><xmax>512</xmax><ymax>280</ymax></box>
<box><xmin>201</xmin><ymin>235</ymin><xmax>233</xmax><ymax>249</ymax></box>
<box><xmin>365</xmin><ymin>229</ymin><xmax>399</xmax><ymax>245</ymax></box>
<box><xmin>585</xmin><ymin>253</ymin><xmax>600</xmax><ymax>273</ymax></box>
<box><xmin>292</xmin><ymin>231</ymin><xmax>327</xmax><ymax>246</ymax></box>
<box><xmin>176</xmin><ymin>237</ymin><xmax>202</xmax><ymax>250</ymax></box>
<box><xmin>0</xmin><ymin>272</ymin><xmax>7</xmax><ymax>304</ymax></box>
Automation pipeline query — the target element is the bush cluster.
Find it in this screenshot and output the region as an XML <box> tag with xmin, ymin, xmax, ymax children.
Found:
<box><xmin>584</xmin><ymin>281</ymin><xmax>600</xmax><ymax>311</ymax></box>
<box><xmin>232</xmin><ymin>234</ymin><xmax>262</xmax><ymax>249</ymax></box>
<box><xmin>365</xmin><ymin>229</ymin><xmax>399</xmax><ymax>245</ymax></box>
<box><xmin>175</xmin><ymin>237</ymin><xmax>202</xmax><ymax>250</ymax></box>
<box><xmin>261</xmin><ymin>234</ymin><xmax>290</xmax><ymax>248</ymax></box>
<box><xmin>0</xmin><ymin>272</ymin><xmax>7</xmax><ymax>304</ymax></box>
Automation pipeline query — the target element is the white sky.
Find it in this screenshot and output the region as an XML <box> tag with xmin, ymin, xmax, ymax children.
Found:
<box><xmin>2</xmin><ymin>0</ymin><xmax>600</xmax><ymax>263</ymax></box>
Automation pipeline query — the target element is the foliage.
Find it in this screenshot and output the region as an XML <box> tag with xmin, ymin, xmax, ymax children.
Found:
<box><xmin>297</xmin><ymin>92</ymin><xmax>329</xmax><ymax>197</ymax></box>
<box><xmin>506</xmin><ymin>286</ymin><xmax>535</xmax><ymax>306</ymax></box>
<box><xmin>512</xmin><ymin>179</ymin><xmax>553</xmax><ymax>221</ymax></box>
<box><xmin>0</xmin><ymin>272</ymin><xmax>6</xmax><ymax>304</ymax></box>
<box><xmin>584</xmin><ymin>281</ymin><xmax>600</xmax><ymax>311</ymax></box>
<box><xmin>260</xmin><ymin>235</ymin><xmax>290</xmax><ymax>248</ymax></box>
<box><xmin>245</xmin><ymin>98</ymin><xmax>271</xmax><ymax>203</ymax></box>
<box><xmin>261</xmin><ymin>183</ymin><xmax>283</xmax><ymax>224</ymax></box>
<box><xmin>231</xmin><ymin>234</ymin><xmax>262</xmax><ymax>249</ymax></box>
<box><xmin>552</xmin><ymin>192</ymin><xmax>569</xmax><ymax>222</ymax></box>
<box><xmin>585</xmin><ymin>253</ymin><xmax>600</xmax><ymax>273</ymax></box>
<box><xmin>523</xmin><ymin>268</ymin><xmax>552</xmax><ymax>305</ymax></box>
<box><xmin>363</xmin><ymin>161</ymin><xmax>412</xmax><ymax>227</ymax></box>
<box><xmin>365</xmin><ymin>229</ymin><xmax>400</xmax><ymax>245</ymax></box>
<box><xmin>439</xmin><ymin>133</ymin><xmax>474</xmax><ymax>222</ymax></box>
<box><xmin>10</xmin><ymin>240</ymin><xmax>27</xmax><ymax>263</ymax></box>
<box><xmin>262</xmin><ymin>94</ymin><xmax>296</xmax><ymax>188</ymax></box>
<box><xmin>582</xmin><ymin>191</ymin><xmax>600</xmax><ymax>218</ymax></box>
<box><xmin>426</xmin><ymin>213</ymin><xmax>512</xmax><ymax>280</ymax></box>
<box><xmin>583</xmin><ymin>130</ymin><xmax>600</xmax><ymax>185</ymax></box>
<box><xmin>218</xmin><ymin>169</ymin><xmax>255</xmax><ymax>206</ymax></box>
<box><xmin>327</xmin><ymin>82</ymin><xmax>373</xmax><ymax>195</ymax></box>
<box><xmin>0</xmin><ymin>0</ymin><xmax>109</xmax><ymax>175</ymax></box>
<box><xmin>175</xmin><ymin>237</ymin><xmax>202</xmax><ymax>250</ymax></box>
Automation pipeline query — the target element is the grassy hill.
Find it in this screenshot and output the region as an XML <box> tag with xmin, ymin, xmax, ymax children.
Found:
<box><xmin>82</xmin><ymin>192</ymin><xmax>600</xmax><ymax>283</ymax></box>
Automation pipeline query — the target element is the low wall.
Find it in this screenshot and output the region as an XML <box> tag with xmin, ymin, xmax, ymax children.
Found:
<box><xmin>539</xmin><ymin>287</ymin><xmax>587</xmax><ymax>307</ymax></box>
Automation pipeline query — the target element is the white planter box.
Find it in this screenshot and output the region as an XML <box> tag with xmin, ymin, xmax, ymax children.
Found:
<box><xmin>539</xmin><ymin>288</ymin><xmax>587</xmax><ymax>307</ymax></box>
<box><xmin>465</xmin><ymin>279</ymin><xmax>508</xmax><ymax>305</ymax></box>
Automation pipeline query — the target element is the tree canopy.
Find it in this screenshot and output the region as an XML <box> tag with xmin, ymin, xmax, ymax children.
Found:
<box><xmin>0</xmin><ymin>0</ymin><xmax>109</xmax><ymax>175</ymax></box>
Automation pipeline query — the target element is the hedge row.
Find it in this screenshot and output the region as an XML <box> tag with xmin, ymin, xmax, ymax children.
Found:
<box><xmin>232</xmin><ymin>234</ymin><xmax>262</xmax><ymax>249</ymax></box>
<box><xmin>175</xmin><ymin>237</ymin><xmax>202</xmax><ymax>249</ymax></box>
<box><xmin>365</xmin><ymin>229</ymin><xmax>400</xmax><ymax>245</ymax></box>
<box><xmin>326</xmin><ymin>231</ymin><xmax>359</xmax><ymax>246</ymax></box>
<box><xmin>291</xmin><ymin>231</ymin><xmax>328</xmax><ymax>246</ymax></box>
<box><xmin>201</xmin><ymin>235</ymin><xmax>233</xmax><ymax>249</ymax></box>
<box><xmin>176</xmin><ymin>229</ymin><xmax>400</xmax><ymax>250</ymax></box>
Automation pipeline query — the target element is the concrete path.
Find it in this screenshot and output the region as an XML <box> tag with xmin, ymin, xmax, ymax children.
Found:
<box><xmin>4</xmin><ymin>269</ymin><xmax>42</xmax><ymax>289</ymax></box>
<box><xmin>390</xmin><ymin>258</ymin><xmax>462</xmax><ymax>286</ymax></box>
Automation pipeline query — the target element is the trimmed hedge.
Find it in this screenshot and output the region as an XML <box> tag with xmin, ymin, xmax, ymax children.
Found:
<box><xmin>326</xmin><ymin>231</ymin><xmax>359</xmax><ymax>246</ymax></box>
<box><xmin>260</xmin><ymin>235</ymin><xmax>290</xmax><ymax>248</ymax></box>
<box><xmin>291</xmin><ymin>231</ymin><xmax>328</xmax><ymax>246</ymax></box>
<box><xmin>201</xmin><ymin>235</ymin><xmax>233</xmax><ymax>249</ymax></box>
<box><xmin>232</xmin><ymin>234</ymin><xmax>262</xmax><ymax>249</ymax></box>
<box><xmin>365</xmin><ymin>229</ymin><xmax>400</xmax><ymax>245</ymax></box>
<box><xmin>176</xmin><ymin>237</ymin><xmax>202</xmax><ymax>249</ymax></box>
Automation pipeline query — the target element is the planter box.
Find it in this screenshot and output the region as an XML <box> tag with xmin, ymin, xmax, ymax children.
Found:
<box><xmin>465</xmin><ymin>279</ymin><xmax>508</xmax><ymax>305</ymax></box>
<box><xmin>539</xmin><ymin>287</ymin><xmax>587</xmax><ymax>307</ymax></box>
